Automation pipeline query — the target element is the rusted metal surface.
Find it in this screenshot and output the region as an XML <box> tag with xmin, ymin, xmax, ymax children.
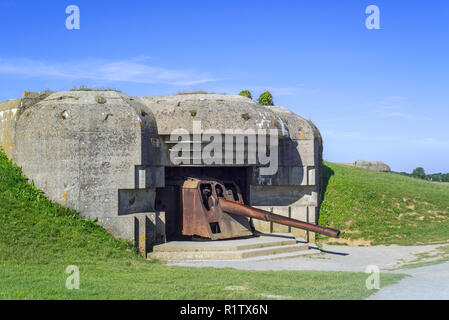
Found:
<box><xmin>181</xmin><ymin>177</ymin><xmax>253</xmax><ymax>239</ymax></box>
<box><xmin>179</xmin><ymin>177</ymin><xmax>340</xmax><ymax>240</ymax></box>
<box><xmin>218</xmin><ymin>198</ymin><xmax>340</xmax><ymax>238</ymax></box>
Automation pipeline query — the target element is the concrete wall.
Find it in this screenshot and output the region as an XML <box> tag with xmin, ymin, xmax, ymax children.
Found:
<box><xmin>8</xmin><ymin>91</ymin><xmax>164</xmax><ymax>241</ymax></box>
<box><xmin>0</xmin><ymin>99</ymin><xmax>20</xmax><ymax>158</ymax></box>
<box><xmin>247</xmin><ymin>106</ymin><xmax>322</xmax><ymax>241</ymax></box>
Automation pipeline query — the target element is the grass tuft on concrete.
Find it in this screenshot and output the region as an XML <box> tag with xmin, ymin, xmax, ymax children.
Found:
<box><xmin>175</xmin><ymin>91</ymin><xmax>214</xmax><ymax>95</ymax></box>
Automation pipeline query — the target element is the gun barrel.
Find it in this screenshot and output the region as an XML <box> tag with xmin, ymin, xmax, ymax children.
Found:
<box><xmin>218</xmin><ymin>198</ymin><xmax>340</xmax><ymax>238</ymax></box>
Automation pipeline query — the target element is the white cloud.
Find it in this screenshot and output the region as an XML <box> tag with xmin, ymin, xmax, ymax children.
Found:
<box><xmin>0</xmin><ymin>57</ymin><xmax>216</xmax><ymax>86</ymax></box>
<box><xmin>364</xmin><ymin>96</ymin><xmax>415</xmax><ymax>120</ymax></box>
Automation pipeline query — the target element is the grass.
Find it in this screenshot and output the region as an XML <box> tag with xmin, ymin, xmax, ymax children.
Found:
<box><xmin>392</xmin><ymin>245</ymin><xmax>449</xmax><ymax>270</ymax></box>
<box><xmin>318</xmin><ymin>162</ymin><xmax>449</xmax><ymax>246</ymax></box>
<box><xmin>0</xmin><ymin>263</ymin><xmax>405</xmax><ymax>300</ymax></box>
<box><xmin>175</xmin><ymin>91</ymin><xmax>214</xmax><ymax>95</ymax></box>
<box><xmin>0</xmin><ymin>150</ymin><xmax>404</xmax><ymax>299</ymax></box>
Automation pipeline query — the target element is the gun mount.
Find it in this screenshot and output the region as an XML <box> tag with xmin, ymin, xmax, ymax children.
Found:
<box><xmin>177</xmin><ymin>177</ymin><xmax>340</xmax><ymax>240</ymax></box>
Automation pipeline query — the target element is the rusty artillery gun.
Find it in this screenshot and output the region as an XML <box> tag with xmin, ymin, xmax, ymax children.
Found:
<box><xmin>176</xmin><ymin>177</ymin><xmax>340</xmax><ymax>240</ymax></box>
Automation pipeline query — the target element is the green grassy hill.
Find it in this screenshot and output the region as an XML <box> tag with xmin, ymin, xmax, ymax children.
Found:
<box><xmin>0</xmin><ymin>150</ymin><xmax>404</xmax><ymax>299</ymax></box>
<box><xmin>319</xmin><ymin>162</ymin><xmax>449</xmax><ymax>246</ymax></box>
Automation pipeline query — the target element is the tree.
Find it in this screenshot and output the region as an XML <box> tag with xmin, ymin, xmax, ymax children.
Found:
<box><xmin>257</xmin><ymin>91</ymin><xmax>274</xmax><ymax>106</ymax></box>
<box><xmin>443</xmin><ymin>173</ymin><xmax>449</xmax><ymax>183</ymax></box>
<box><xmin>427</xmin><ymin>173</ymin><xmax>442</xmax><ymax>182</ymax></box>
<box><xmin>412</xmin><ymin>167</ymin><xmax>426</xmax><ymax>179</ymax></box>
<box><xmin>238</xmin><ymin>90</ymin><xmax>252</xmax><ymax>100</ymax></box>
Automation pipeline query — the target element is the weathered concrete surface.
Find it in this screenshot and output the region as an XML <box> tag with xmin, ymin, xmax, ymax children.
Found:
<box><xmin>0</xmin><ymin>91</ymin><xmax>323</xmax><ymax>250</ymax></box>
<box><xmin>354</xmin><ymin>160</ymin><xmax>391</xmax><ymax>172</ymax></box>
<box><xmin>139</xmin><ymin>94</ymin><xmax>289</xmax><ymax>136</ymax></box>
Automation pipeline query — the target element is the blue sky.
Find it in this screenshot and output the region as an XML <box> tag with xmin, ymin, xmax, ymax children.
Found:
<box><xmin>0</xmin><ymin>1</ymin><xmax>448</xmax><ymax>173</ymax></box>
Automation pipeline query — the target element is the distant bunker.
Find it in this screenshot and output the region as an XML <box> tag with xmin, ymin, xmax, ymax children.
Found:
<box><xmin>354</xmin><ymin>160</ymin><xmax>391</xmax><ymax>172</ymax></box>
<box><xmin>0</xmin><ymin>91</ymin><xmax>323</xmax><ymax>253</ymax></box>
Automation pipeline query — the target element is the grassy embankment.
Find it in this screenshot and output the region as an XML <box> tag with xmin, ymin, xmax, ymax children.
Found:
<box><xmin>0</xmin><ymin>150</ymin><xmax>404</xmax><ymax>299</ymax></box>
<box><xmin>319</xmin><ymin>162</ymin><xmax>449</xmax><ymax>246</ymax></box>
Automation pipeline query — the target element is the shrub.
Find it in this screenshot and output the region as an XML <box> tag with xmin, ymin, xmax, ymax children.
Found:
<box><xmin>257</xmin><ymin>91</ymin><xmax>274</xmax><ymax>106</ymax></box>
<box><xmin>238</xmin><ymin>90</ymin><xmax>252</xmax><ymax>100</ymax></box>
<box><xmin>71</xmin><ymin>85</ymin><xmax>119</xmax><ymax>92</ymax></box>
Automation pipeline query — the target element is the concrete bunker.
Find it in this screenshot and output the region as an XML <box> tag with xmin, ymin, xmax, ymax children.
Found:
<box><xmin>0</xmin><ymin>91</ymin><xmax>328</xmax><ymax>257</ymax></box>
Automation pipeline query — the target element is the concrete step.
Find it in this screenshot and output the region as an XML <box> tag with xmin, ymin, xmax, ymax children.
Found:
<box><xmin>152</xmin><ymin>235</ymin><xmax>297</xmax><ymax>253</ymax></box>
<box><xmin>147</xmin><ymin>233</ymin><xmax>316</xmax><ymax>261</ymax></box>
<box><xmin>241</xmin><ymin>248</ymin><xmax>318</xmax><ymax>261</ymax></box>
<box><xmin>155</xmin><ymin>246</ymin><xmax>318</xmax><ymax>262</ymax></box>
<box><xmin>148</xmin><ymin>243</ymin><xmax>308</xmax><ymax>260</ymax></box>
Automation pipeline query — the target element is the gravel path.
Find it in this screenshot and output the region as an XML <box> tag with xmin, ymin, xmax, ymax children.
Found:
<box><xmin>168</xmin><ymin>243</ymin><xmax>441</xmax><ymax>272</ymax></box>
<box><xmin>168</xmin><ymin>243</ymin><xmax>449</xmax><ymax>299</ymax></box>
